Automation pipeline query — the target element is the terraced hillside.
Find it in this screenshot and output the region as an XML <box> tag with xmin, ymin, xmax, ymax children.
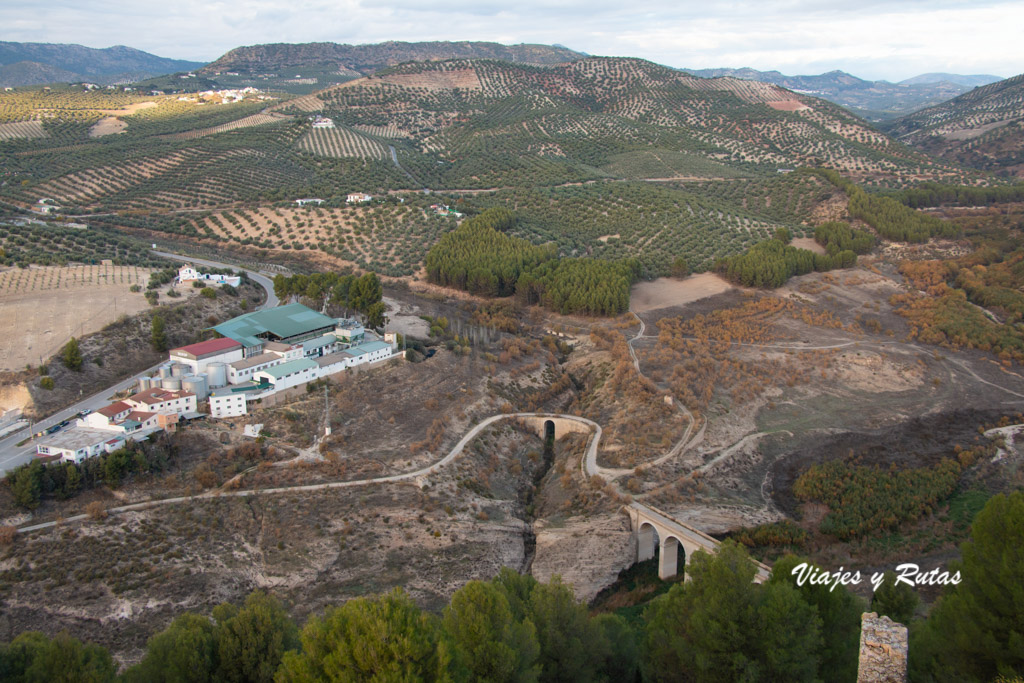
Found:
<box><xmin>305</xmin><ymin>57</ymin><xmax>974</xmax><ymax>188</ymax></box>
<box><xmin>884</xmin><ymin>74</ymin><xmax>1024</xmax><ymax>177</ymax></box>
<box><xmin>0</xmin><ymin>57</ymin><xmax>990</xmax><ymax>280</ymax></box>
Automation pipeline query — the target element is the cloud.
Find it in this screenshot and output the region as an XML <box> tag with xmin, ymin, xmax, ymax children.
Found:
<box><xmin>0</xmin><ymin>0</ymin><xmax>1018</xmax><ymax>80</ymax></box>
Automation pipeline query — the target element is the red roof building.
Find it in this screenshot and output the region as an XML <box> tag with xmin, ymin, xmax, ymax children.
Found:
<box><xmin>170</xmin><ymin>337</ymin><xmax>242</xmax><ymax>361</ymax></box>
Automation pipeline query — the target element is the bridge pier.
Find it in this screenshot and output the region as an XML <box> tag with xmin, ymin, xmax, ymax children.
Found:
<box><xmin>625</xmin><ymin>502</ymin><xmax>772</xmax><ymax>583</ymax></box>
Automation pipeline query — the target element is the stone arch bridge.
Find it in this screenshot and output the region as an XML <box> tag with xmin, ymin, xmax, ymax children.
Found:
<box><xmin>625</xmin><ymin>502</ymin><xmax>771</xmax><ymax>583</ymax></box>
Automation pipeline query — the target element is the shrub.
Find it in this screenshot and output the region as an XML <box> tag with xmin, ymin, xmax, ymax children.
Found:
<box><xmin>40</xmin><ymin>376</ymin><xmax>54</xmax><ymax>390</ymax></box>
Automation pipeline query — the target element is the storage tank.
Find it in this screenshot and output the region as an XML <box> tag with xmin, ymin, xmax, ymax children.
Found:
<box><xmin>161</xmin><ymin>377</ymin><xmax>182</xmax><ymax>391</ymax></box>
<box><xmin>182</xmin><ymin>375</ymin><xmax>208</xmax><ymax>401</ymax></box>
<box><xmin>170</xmin><ymin>363</ymin><xmax>187</xmax><ymax>379</ymax></box>
<box><xmin>206</xmin><ymin>362</ymin><xmax>228</xmax><ymax>388</ymax></box>
<box><xmin>159</xmin><ymin>365</ymin><xmax>173</xmax><ymax>379</ymax></box>
<box><xmin>137</xmin><ymin>377</ymin><xmax>153</xmax><ymax>392</ymax></box>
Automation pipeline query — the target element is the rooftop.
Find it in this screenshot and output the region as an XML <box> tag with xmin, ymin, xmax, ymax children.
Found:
<box><xmin>128</xmin><ymin>387</ymin><xmax>195</xmax><ymax>405</ymax></box>
<box><xmin>257</xmin><ymin>357</ymin><xmax>318</xmax><ymax>380</ymax></box>
<box><xmin>213</xmin><ymin>303</ymin><xmax>337</xmax><ymax>348</ymax></box>
<box><xmin>315</xmin><ymin>350</ymin><xmax>354</xmax><ymax>367</ymax></box>
<box><xmin>229</xmin><ymin>352</ymin><xmax>281</xmax><ymax>371</ymax></box>
<box><xmin>351</xmin><ymin>340</ymin><xmax>392</xmax><ymax>354</ymax></box>
<box><xmin>170</xmin><ymin>337</ymin><xmax>242</xmax><ymax>359</ymax></box>
<box><xmin>97</xmin><ymin>401</ymin><xmax>131</xmax><ymax>418</ymax></box>
<box><xmin>37</xmin><ymin>427</ymin><xmax>125</xmax><ymax>451</ymax></box>
<box><xmin>302</xmin><ymin>334</ymin><xmax>338</xmax><ymax>351</ymax></box>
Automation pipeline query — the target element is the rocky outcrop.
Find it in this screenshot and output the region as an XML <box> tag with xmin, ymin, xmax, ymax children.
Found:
<box><xmin>530</xmin><ymin>513</ymin><xmax>635</xmax><ymax>602</ymax></box>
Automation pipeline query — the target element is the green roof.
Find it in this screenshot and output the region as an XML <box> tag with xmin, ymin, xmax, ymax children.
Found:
<box><xmin>213</xmin><ymin>303</ymin><xmax>337</xmax><ymax>347</ymax></box>
<box><xmin>258</xmin><ymin>358</ymin><xmax>317</xmax><ymax>379</ymax></box>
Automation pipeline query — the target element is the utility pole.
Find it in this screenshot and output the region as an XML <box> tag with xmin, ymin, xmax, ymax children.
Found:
<box><xmin>323</xmin><ymin>384</ymin><xmax>331</xmax><ymax>437</ymax></box>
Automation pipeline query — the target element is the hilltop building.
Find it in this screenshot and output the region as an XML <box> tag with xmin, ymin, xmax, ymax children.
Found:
<box><xmin>176</xmin><ymin>264</ymin><xmax>241</xmax><ymax>288</ymax></box>
<box><xmin>346</xmin><ymin>193</ymin><xmax>373</xmax><ymax>204</ymax></box>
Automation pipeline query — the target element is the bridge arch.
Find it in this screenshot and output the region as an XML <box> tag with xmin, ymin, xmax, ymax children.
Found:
<box><xmin>625</xmin><ymin>502</ymin><xmax>771</xmax><ymax>583</ymax></box>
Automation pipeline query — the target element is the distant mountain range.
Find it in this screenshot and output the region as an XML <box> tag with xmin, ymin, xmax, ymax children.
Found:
<box><xmin>201</xmin><ymin>41</ymin><xmax>587</xmax><ymax>76</ymax></box>
<box><xmin>0</xmin><ymin>42</ymin><xmax>204</xmax><ymax>87</ymax></box>
<box><xmin>681</xmin><ymin>67</ymin><xmax>1003</xmax><ymax>121</ymax></box>
<box><xmin>883</xmin><ymin>73</ymin><xmax>1024</xmax><ymax>178</ymax></box>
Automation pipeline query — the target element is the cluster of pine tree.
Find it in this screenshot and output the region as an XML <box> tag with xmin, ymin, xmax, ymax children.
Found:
<box><xmin>4</xmin><ymin>491</ymin><xmax>1024</xmax><ymax>681</ymax></box>
<box><xmin>716</xmin><ymin>233</ymin><xmax>855</xmax><ymax>289</ymax></box>
<box><xmin>891</xmin><ymin>181</ymin><xmax>1024</xmax><ymax>209</ymax></box>
<box><xmin>425</xmin><ymin>207</ymin><xmax>639</xmax><ymax>315</ymax></box>
<box><xmin>425</xmin><ymin>208</ymin><xmax>553</xmax><ymax>297</ymax></box>
<box><xmin>515</xmin><ymin>258</ymin><xmax>640</xmax><ymax>316</ymax></box>
<box><xmin>813</xmin><ymin>169</ymin><xmax>960</xmax><ymax>243</ymax></box>
<box><xmin>814</xmin><ymin>221</ymin><xmax>875</xmax><ymax>255</ymax></box>
<box><xmin>272</xmin><ymin>271</ymin><xmax>385</xmax><ymax>327</ymax></box>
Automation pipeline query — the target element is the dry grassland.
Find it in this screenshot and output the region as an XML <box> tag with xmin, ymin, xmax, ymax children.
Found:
<box><xmin>630</xmin><ymin>273</ymin><xmax>736</xmax><ymax>313</ymax></box>
<box><xmin>0</xmin><ymin>265</ymin><xmax>151</xmax><ymax>370</ymax></box>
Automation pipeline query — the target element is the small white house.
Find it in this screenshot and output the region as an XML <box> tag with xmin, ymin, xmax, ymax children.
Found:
<box><xmin>124</xmin><ymin>387</ymin><xmax>197</xmax><ymax>416</ymax></box>
<box><xmin>210</xmin><ymin>391</ymin><xmax>248</xmax><ymax>418</ymax></box>
<box><xmin>177</xmin><ymin>264</ymin><xmax>241</xmax><ymax>287</ymax></box>
<box><xmin>346</xmin><ymin>193</ymin><xmax>373</xmax><ymax>204</ymax></box>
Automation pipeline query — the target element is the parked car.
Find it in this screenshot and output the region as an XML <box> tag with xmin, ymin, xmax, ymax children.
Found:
<box><xmin>58</xmin><ymin>420</ymin><xmax>70</xmax><ymax>428</ymax></box>
<box><xmin>76</xmin><ymin>409</ymin><xmax>92</xmax><ymax>417</ymax></box>
<box><xmin>45</xmin><ymin>424</ymin><xmax>61</xmax><ymax>434</ymax></box>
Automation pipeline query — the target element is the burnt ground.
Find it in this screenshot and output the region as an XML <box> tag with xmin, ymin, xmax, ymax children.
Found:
<box><xmin>5</xmin><ymin>263</ymin><xmax>1024</xmax><ymax>660</ymax></box>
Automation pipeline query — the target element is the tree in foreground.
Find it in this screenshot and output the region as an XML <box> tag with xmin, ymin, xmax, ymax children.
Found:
<box><xmin>643</xmin><ymin>541</ymin><xmax>823</xmax><ymax>683</ymax></box>
<box><xmin>215</xmin><ymin>591</ymin><xmax>299</xmax><ymax>683</ymax></box>
<box><xmin>444</xmin><ymin>580</ymin><xmax>540</xmax><ymax>682</ymax></box>
<box><xmin>770</xmin><ymin>554</ymin><xmax>863</xmax><ymax>681</ymax></box>
<box><xmin>0</xmin><ymin>630</ymin><xmax>115</xmax><ymax>683</ymax></box>
<box><xmin>123</xmin><ymin>612</ymin><xmax>217</xmax><ymax>682</ymax></box>
<box><xmin>275</xmin><ymin>588</ymin><xmax>458</xmax><ymax>682</ymax></box>
<box><xmin>871</xmin><ymin>571</ymin><xmax>919</xmax><ymax>625</ymax></box>
<box><xmin>910</xmin><ymin>491</ymin><xmax>1024</xmax><ymax>682</ymax></box>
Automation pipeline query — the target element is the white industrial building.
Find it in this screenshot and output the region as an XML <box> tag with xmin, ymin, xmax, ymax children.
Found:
<box><xmin>149</xmin><ymin>305</ymin><xmax>401</xmax><ymax>420</ymax></box>
<box><xmin>169</xmin><ymin>338</ymin><xmax>244</xmax><ymax>376</ymax></box>
<box><xmin>36</xmin><ymin>429</ymin><xmax>127</xmax><ymax>464</ymax></box>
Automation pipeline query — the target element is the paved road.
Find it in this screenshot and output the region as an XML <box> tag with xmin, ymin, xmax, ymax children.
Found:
<box><xmin>0</xmin><ymin>252</ymin><xmax>277</xmax><ymax>475</ymax></box>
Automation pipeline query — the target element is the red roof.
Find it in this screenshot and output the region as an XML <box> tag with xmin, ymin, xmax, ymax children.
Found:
<box><xmin>170</xmin><ymin>337</ymin><xmax>241</xmax><ymax>359</ymax></box>
<box><xmin>97</xmin><ymin>401</ymin><xmax>131</xmax><ymax>418</ymax></box>
<box><xmin>126</xmin><ymin>410</ymin><xmax>155</xmax><ymax>422</ymax></box>
<box><xmin>128</xmin><ymin>387</ymin><xmax>195</xmax><ymax>405</ymax></box>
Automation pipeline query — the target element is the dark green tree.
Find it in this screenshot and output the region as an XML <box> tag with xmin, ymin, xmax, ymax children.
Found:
<box><xmin>214</xmin><ymin>591</ymin><xmax>299</xmax><ymax>683</ymax></box>
<box><xmin>770</xmin><ymin>554</ymin><xmax>863</xmax><ymax>682</ymax></box>
<box><xmin>151</xmin><ymin>314</ymin><xmax>167</xmax><ymax>352</ymax></box>
<box><xmin>872</xmin><ymin>571</ymin><xmax>919</xmax><ymax>625</ymax></box>
<box><xmin>276</xmin><ymin>588</ymin><xmax>458</xmax><ymax>682</ymax></box>
<box><xmin>443</xmin><ymin>580</ymin><xmax>540</xmax><ymax>683</ymax></box>
<box><xmin>123</xmin><ymin>612</ymin><xmax>218</xmax><ymax>683</ymax></box>
<box><xmin>61</xmin><ymin>337</ymin><xmax>83</xmax><ymax>371</ymax></box>
<box><xmin>8</xmin><ymin>460</ymin><xmax>43</xmax><ymax>510</ymax></box>
<box><xmin>0</xmin><ymin>630</ymin><xmax>115</xmax><ymax>683</ymax></box>
<box><xmin>909</xmin><ymin>491</ymin><xmax>1024</xmax><ymax>682</ymax></box>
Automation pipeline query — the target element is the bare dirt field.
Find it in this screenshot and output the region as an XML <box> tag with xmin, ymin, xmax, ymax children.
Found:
<box><xmin>630</xmin><ymin>273</ymin><xmax>736</xmax><ymax>313</ymax></box>
<box><xmin>791</xmin><ymin>237</ymin><xmax>826</xmax><ymax>254</ymax></box>
<box><xmin>89</xmin><ymin>117</ymin><xmax>127</xmax><ymax>137</ymax></box>
<box><xmin>0</xmin><ymin>265</ymin><xmax>151</xmax><ymax>371</ymax></box>
<box><xmin>96</xmin><ymin>102</ymin><xmax>157</xmax><ymax>116</ymax></box>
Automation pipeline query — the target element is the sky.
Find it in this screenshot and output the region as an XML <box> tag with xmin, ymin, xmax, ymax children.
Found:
<box><xmin>2</xmin><ymin>0</ymin><xmax>1021</xmax><ymax>81</ymax></box>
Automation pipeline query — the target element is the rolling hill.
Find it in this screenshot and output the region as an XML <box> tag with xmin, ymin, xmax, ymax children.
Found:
<box><xmin>883</xmin><ymin>74</ymin><xmax>1024</xmax><ymax>177</ymax></box>
<box><xmin>682</xmin><ymin>67</ymin><xmax>1001</xmax><ymax>121</ymax></box>
<box><xmin>0</xmin><ymin>55</ymin><xmax>982</xmax><ymax>278</ymax></box>
<box><xmin>202</xmin><ymin>41</ymin><xmax>586</xmax><ymax>76</ymax></box>
<box><xmin>0</xmin><ymin>42</ymin><xmax>204</xmax><ymax>87</ymax></box>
